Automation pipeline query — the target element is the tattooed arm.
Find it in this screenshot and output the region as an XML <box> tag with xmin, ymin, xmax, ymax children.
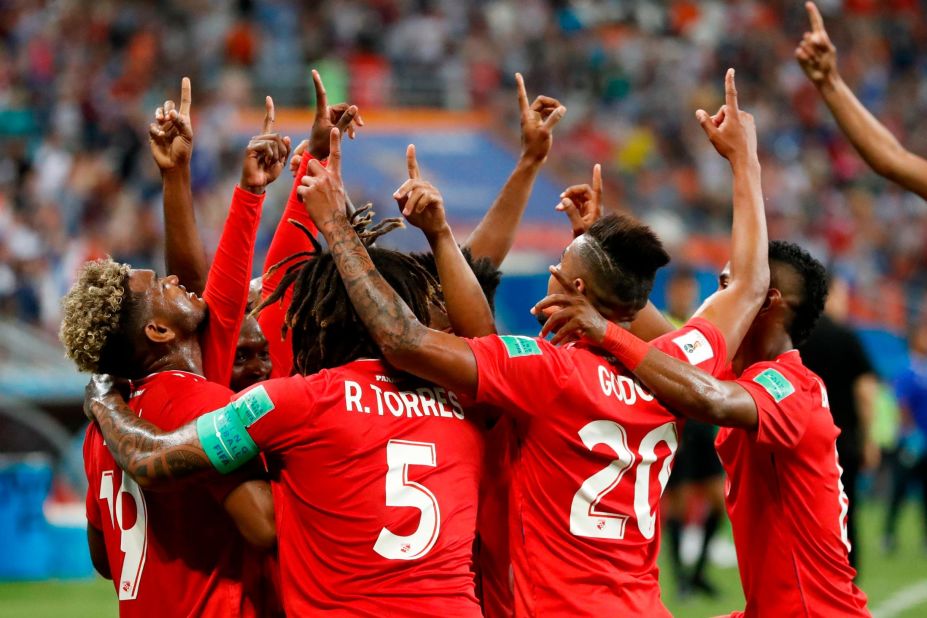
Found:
<box><xmin>298</xmin><ymin>129</ymin><xmax>479</xmax><ymax>397</ymax></box>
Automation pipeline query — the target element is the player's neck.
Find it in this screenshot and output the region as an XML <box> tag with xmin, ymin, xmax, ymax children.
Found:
<box><xmin>733</xmin><ymin>330</ymin><xmax>792</xmax><ymax>375</ymax></box>
<box><xmin>141</xmin><ymin>337</ymin><xmax>204</xmax><ymax>377</ymax></box>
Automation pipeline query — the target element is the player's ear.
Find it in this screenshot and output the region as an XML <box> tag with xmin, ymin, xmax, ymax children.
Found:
<box><xmin>573</xmin><ymin>277</ymin><xmax>586</xmax><ymax>294</ymax></box>
<box><xmin>760</xmin><ymin>288</ymin><xmax>782</xmax><ymax>313</ymax></box>
<box><xmin>144</xmin><ymin>319</ymin><xmax>177</xmax><ymax>344</ymax></box>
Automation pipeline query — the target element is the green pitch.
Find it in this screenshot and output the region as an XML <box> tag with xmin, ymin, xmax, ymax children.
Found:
<box><xmin>0</xmin><ymin>502</ymin><xmax>923</xmax><ymax>617</ymax></box>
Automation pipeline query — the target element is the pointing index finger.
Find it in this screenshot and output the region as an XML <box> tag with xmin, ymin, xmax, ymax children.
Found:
<box><xmin>312</xmin><ymin>69</ymin><xmax>328</xmax><ymax>116</ymax></box>
<box><xmin>263</xmin><ymin>96</ymin><xmax>275</xmax><ymax>133</ymax></box>
<box><xmin>179</xmin><ymin>77</ymin><xmax>192</xmax><ymax>116</ymax></box>
<box><xmin>724</xmin><ymin>68</ymin><xmax>738</xmax><ymax>111</ymax></box>
<box><xmin>328</xmin><ymin>127</ymin><xmax>342</xmax><ymax>178</ymax></box>
<box><xmin>592</xmin><ymin>163</ymin><xmax>602</xmax><ymax>198</ymax></box>
<box><xmin>406</xmin><ymin>144</ymin><xmax>420</xmax><ymax>180</ymax></box>
<box><xmin>806</xmin><ymin>1</ymin><xmax>825</xmax><ymax>34</ymax></box>
<box><xmin>515</xmin><ymin>73</ymin><xmax>529</xmax><ymax>115</ymax></box>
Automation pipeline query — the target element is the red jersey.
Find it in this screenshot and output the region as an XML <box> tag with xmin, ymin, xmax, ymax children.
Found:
<box><xmin>477</xmin><ymin>415</ymin><xmax>515</xmax><ymax>618</ymax></box>
<box><xmin>716</xmin><ymin>350</ymin><xmax>870</xmax><ymax>617</ymax></box>
<box><xmin>83</xmin><ymin>371</ymin><xmax>248</xmax><ymax>617</ymax></box>
<box><xmin>236</xmin><ymin>358</ymin><xmax>483</xmax><ymax>617</ymax></box>
<box><xmin>259</xmin><ymin>152</ymin><xmax>318</xmax><ymax>378</ymax></box>
<box><xmin>201</xmin><ymin>186</ymin><xmax>265</xmax><ymax>386</ymax></box>
<box><xmin>465</xmin><ymin>318</ymin><xmax>727</xmax><ymax>617</ymax></box>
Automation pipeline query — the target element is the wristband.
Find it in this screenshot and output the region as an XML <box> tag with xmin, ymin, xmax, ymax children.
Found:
<box><xmin>602</xmin><ymin>322</ymin><xmax>651</xmax><ymax>371</ymax></box>
<box><xmin>196</xmin><ymin>406</ymin><xmax>260</xmax><ymax>474</ymax></box>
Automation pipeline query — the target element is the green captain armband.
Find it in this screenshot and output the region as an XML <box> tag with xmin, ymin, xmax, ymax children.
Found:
<box><xmin>196</xmin><ymin>405</ymin><xmax>260</xmax><ymax>474</ymax></box>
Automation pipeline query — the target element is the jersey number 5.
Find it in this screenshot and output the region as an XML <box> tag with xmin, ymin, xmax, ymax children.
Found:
<box><xmin>100</xmin><ymin>470</ymin><xmax>148</xmax><ymax>600</ymax></box>
<box><xmin>374</xmin><ymin>439</ymin><xmax>441</xmax><ymax>560</ymax></box>
<box><xmin>570</xmin><ymin>420</ymin><xmax>678</xmax><ymax>541</ymax></box>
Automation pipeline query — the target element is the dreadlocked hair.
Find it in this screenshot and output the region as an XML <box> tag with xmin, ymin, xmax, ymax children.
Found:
<box><xmin>253</xmin><ymin>205</ymin><xmax>441</xmax><ymax>376</ymax></box>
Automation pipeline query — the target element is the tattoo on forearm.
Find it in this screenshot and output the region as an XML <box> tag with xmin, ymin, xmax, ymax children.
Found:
<box><xmin>323</xmin><ymin>214</ymin><xmax>425</xmax><ymax>354</ymax></box>
<box><xmin>92</xmin><ymin>399</ymin><xmax>210</xmax><ymax>481</ymax></box>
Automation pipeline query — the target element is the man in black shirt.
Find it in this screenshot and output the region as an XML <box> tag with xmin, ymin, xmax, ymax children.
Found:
<box><xmin>800</xmin><ymin>274</ymin><xmax>879</xmax><ymax>572</ymax></box>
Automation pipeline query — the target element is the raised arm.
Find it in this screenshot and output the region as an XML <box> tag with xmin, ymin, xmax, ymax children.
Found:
<box><xmin>259</xmin><ymin>70</ymin><xmax>361</xmax><ymax>378</ymax></box>
<box><xmin>796</xmin><ymin>2</ymin><xmax>927</xmax><ymax>199</ymax></box>
<box><xmin>200</xmin><ymin>99</ymin><xmax>290</xmax><ymax>385</ymax></box>
<box><xmin>150</xmin><ymin>78</ymin><xmax>207</xmax><ymax>294</ymax></box>
<box><xmin>395</xmin><ymin>144</ymin><xmax>495</xmax><ymax>337</ymax></box>
<box><xmin>687</xmin><ymin>69</ymin><xmax>768</xmax><ymax>360</ymax></box>
<box><xmin>465</xmin><ymin>73</ymin><xmax>565</xmax><ymax>267</ymax></box>
<box><xmin>533</xmin><ymin>271</ymin><xmax>758</xmax><ymax>428</ymax></box>
<box><xmin>298</xmin><ymin>129</ymin><xmax>478</xmax><ymax>397</ymax></box>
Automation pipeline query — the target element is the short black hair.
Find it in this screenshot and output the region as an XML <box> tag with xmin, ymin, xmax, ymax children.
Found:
<box><xmin>581</xmin><ymin>213</ymin><xmax>671</xmax><ymax>313</ymax></box>
<box><xmin>769</xmin><ymin>240</ymin><xmax>828</xmax><ymax>347</ymax></box>
<box><xmin>410</xmin><ymin>247</ymin><xmax>502</xmax><ymax>313</ymax></box>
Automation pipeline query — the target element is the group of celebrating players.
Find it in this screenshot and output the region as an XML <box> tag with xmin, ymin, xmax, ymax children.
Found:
<box><xmin>59</xmin><ymin>3</ymin><xmax>927</xmax><ymax>616</ymax></box>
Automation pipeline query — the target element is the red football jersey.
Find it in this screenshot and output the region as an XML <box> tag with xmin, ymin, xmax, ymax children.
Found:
<box><xmin>716</xmin><ymin>350</ymin><xmax>870</xmax><ymax>617</ymax></box>
<box><xmin>465</xmin><ymin>318</ymin><xmax>727</xmax><ymax>617</ymax></box>
<box><xmin>477</xmin><ymin>415</ymin><xmax>515</xmax><ymax>618</ymax></box>
<box><xmin>236</xmin><ymin>358</ymin><xmax>484</xmax><ymax>617</ymax></box>
<box><xmin>83</xmin><ymin>371</ymin><xmax>249</xmax><ymax>617</ymax></box>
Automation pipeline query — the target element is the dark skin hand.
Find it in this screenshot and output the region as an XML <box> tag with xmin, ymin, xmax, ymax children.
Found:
<box><xmin>239</xmin><ymin>96</ymin><xmax>291</xmax><ymax>195</ymax></box>
<box><xmin>87</xmin><ymin>524</ymin><xmax>111</xmax><ymax>580</ymax></box>
<box><xmin>151</xmin><ymin>77</ymin><xmax>207</xmax><ymax>295</ymax></box>
<box><xmin>465</xmin><ymin>73</ymin><xmax>566</xmax><ymax>267</ymax></box>
<box><xmin>393</xmin><ymin>144</ymin><xmax>496</xmax><ymax>338</ymax></box>
<box><xmin>556</xmin><ymin>163</ymin><xmax>603</xmax><ymax>239</ymax></box>
<box><xmin>298</xmin><ymin>128</ymin><xmax>481</xmax><ymax>397</ymax></box>
<box><xmin>534</xmin><ymin>268</ymin><xmax>759</xmax><ymax>429</ymax></box>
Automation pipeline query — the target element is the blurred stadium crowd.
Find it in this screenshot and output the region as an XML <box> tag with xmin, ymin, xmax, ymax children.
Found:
<box><xmin>1</xmin><ymin>0</ymin><xmax>927</xmax><ymax>333</ymax></box>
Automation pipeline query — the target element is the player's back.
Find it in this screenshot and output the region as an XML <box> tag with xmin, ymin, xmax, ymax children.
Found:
<box><xmin>465</xmin><ymin>320</ymin><xmax>728</xmax><ymax>617</ymax></box>
<box><xmin>716</xmin><ymin>351</ymin><xmax>869</xmax><ymax>616</ymax></box>
<box><xmin>83</xmin><ymin>371</ymin><xmax>247</xmax><ymax>617</ymax></box>
<box><xmin>241</xmin><ymin>358</ymin><xmax>484</xmax><ymax>617</ymax></box>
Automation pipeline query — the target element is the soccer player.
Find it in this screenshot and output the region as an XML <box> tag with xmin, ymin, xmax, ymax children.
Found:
<box><xmin>796</xmin><ymin>1</ymin><xmax>927</xmax><ymax>200</ymax></box>
<box><xmin>81</xmin><ymin>153</ymin><xmax>500</xmax><ymax>615</ymax></box>
<box><xmin>291</xmin><ymin>69</ymin><xmax>767</xmax><ymax>615</ymax></box>
<box><xmin>150</xmin><ymin>79</ymin><xmax>278</xmax><ymax>392</ymax></box>
<box><xmin>538</xmin><ymin>245</ymin><xmax>871</xmax><ymax>616</ymax></box>
<box><xmin>60</xmin><ymin>99</ymin><xmax>289</xmax><ymax>616</ymax></box>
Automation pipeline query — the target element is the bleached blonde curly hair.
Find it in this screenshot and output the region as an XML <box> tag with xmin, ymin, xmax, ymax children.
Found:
<box><xmin>59</xmin><ymin>258</ymin><xmax>132</xmax><ymax>373</ymax></box>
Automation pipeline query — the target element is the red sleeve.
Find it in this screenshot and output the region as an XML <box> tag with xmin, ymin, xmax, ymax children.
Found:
<box><xmin>201</xmin><ymin>186</ymin><xmax>265</xmax><ymax>386</ymax></box>
<box><xmin>651</xmin><ymin>317</ymin><xmax>728</xmax><ymax>376</ymax></box>
<box><xmin>233</xmin><ymin>375</ymin><xmax>324</xmax><ymax>454</ymax></box>
<box><xmin>465</xmin><ymin>335</ymin><xmax>575</xmax><ymax>421</ymax></box>
<box><xmin>83</xmin><ymin>424</ymin><xmax>103</xmax><ymax>530</ymax></box>
<box><xmin>736</xmin><ymin>362</ymin><xmax>814</xmax><ymax>449</ymax></box>
<box><xmin>259</xmin><ymin>152</ymin><xmax>320</xmax><ymax>379</ymax></box>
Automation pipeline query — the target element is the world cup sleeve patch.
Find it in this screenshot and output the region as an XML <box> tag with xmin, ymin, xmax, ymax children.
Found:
<box><xmin>231</xmin><ymin>385</ymin><xmax>275</xmax><ymax>427</ymax></box>
<box><xmin>672</xmin><ymin>329</ymin><xmax>714</xmax><ymax>366</ymax></box>
<box><xmin>752</xmin><ymin>368</ymin><xmax>795</xmax><ymax>403</ymax></box>
<box><xmin>500</xmin><ymin>335</ymin><xmax>542</xmax><ymax>358</ymax></box>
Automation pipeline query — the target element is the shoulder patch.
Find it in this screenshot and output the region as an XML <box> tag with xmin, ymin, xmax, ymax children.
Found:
<box><xmin>231</xmin><ymin>385</ymin><xmax>275</xmax><ymax>427</ymax></box>
<box><xmin>500</xmin><ymin>335</ymin><xmax>542</xmax><ymax>358</ymax></box>
<box><xmin>752</xmin><ymin>368</ymin><xmax>795</xmax><ymax>403</ymax></box>
<box><xmin>672</xmin><ymin>329</ymin><xmax>714</xmax><ymax>366</ymax></box>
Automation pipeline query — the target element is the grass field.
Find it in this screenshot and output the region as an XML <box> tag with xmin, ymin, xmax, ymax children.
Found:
<box><xmin>0</xmin><ymin>501</ymin><xmax>924</xmax><ymax>617</ymax></box>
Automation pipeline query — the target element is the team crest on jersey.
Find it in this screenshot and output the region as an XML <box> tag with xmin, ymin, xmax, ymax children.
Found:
<box><xmin>753</xmin><ymin>368</ymin><xmax>795</xmax><ymax>403</ymax></box>
<box><xmin>500</xmin><ymin>335</ymin><xmax>542</xmax><ymax>358</ymax></box>
<box><xmin>672</xmin><ymin>330</ymin><xmax>714</xmax><ymax>365</ymax></box>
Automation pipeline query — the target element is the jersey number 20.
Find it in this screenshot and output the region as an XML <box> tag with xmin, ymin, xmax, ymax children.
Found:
<box><xmin>374</xmin><ymin>439</ymin><xmax>440</xmax><ymax>560</ymax></box>
<box><xmin>100</xmin><ymin>470</ymin><xmax>148</xmax><ymax>600</ymax></box>
<box><xmin>570</xmin><ymin>420</ymin><xmax>678</xmax><ymax>541</ymax></box>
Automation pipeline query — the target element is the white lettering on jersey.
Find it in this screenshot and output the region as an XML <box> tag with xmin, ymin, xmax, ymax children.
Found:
<box><xmin>672</xmin><ymin>330</ymin><xmax>714</xmax><ymax>366</ymax></box>
<box><xmin>346</xmin><ymin>381</ymin><xmax>465</xmax><ymax>420</ymax></box>
<box><xmin>598</xmin><ymin>365</ymin><xmax>655</xmax><ymax>405</ymax></box>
